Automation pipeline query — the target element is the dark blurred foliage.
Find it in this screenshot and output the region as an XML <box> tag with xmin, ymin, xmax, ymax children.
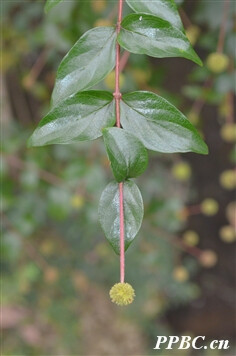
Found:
<box><xmin>1</xmin><ymin>0</ymin><xmax>236</xmax><ymax>355</ymax></box>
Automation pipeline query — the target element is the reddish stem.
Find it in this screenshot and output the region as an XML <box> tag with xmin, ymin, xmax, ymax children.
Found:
<box><xmin>120</xmin><ymin>51</ymin><xmax>130</xmax><ymax>73</ymax></box>
<box><xmin>217</xmin><ymin>0</ymin><xmax>230</xmax><ymax>53</ymax></box>
<box><xmin>226</xmin><ymin>91</ymin><xmax>234</xmax><ymax>124</ymax></box>
<box><xmin>114</xmin><ymin>0</ymin><xmax>125</xmax><ymax>283</ymax></box>
<box><xmin>146</xmin><ymin>224</ymin><xmax>203</xmax><ymax>260</ymax></box>
<box><xmin>119</xmin><ymin>182</ymin><xmax>125</xmax><ymax>282</ymax></box>
<box><xmin>186</xmin><ymin>204</ymin><xmax>202</xmax><ymax>215</ymax></box>
<box><xmin>114</xmin><ymin>0</ymin><xmax>123</xmax><ymax>128</ymax></box>
<box><xmin>189</xmin><ymin>0</ymin><xmax>230</xmax><ymax>118</ymax></box>
<box><xmin>24</xmin><ymin>46</ymin><xmax>48</xmax><ymax>89</ymax></box>
<box><xmin>179</xmin><ymin>8</ymin><xmax>192</xmax><ymax>28</ymax></box>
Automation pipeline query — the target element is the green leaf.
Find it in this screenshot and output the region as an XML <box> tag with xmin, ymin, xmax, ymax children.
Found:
<box><xmin>103</xmin><ymin>127</ymin><xmax>148</xmax><ymax>182</ymax></box>
<box><xmin>125</xmin><ymin>0</ymin><xmax>183</xmax><ymax>30</ymax></box>
<box><xmin>28</xmin><ymin>91</ymin><xmax>115</xmax><ymax>147</ymax></box>
<box><xmin>98</xmin><ymin>180</ymin><xmax>144</xmax><ymax>254</ymax></box>
<box><xmin>121</xmin><ymin>91</ymin><xmax>208</xmax><ymax>154</ymax></box>
<box><xmin>51</xmin><ymin>27</ymin><xmax>116</xmax><ymax>107</ymax></box>
<box><xmin>118</xmin><ymin>14</ymin><xmax>202</xmax><ymax>66</ymax></box>
<box><xmin>45</xmin><ymin>0</ymin><xmax>63</xmax><ymax>13</ymax></box>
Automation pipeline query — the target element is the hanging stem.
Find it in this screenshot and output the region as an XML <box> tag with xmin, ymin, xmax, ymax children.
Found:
<box><xmin>190</xmin><ymin>0</ymin><xmax>230</xmax><ymax>117</ymax></box>
<box><xmin>119</xmin><ymin>182</ymin><xmax>125</xmax><ymax>283</ymax></box>
<box><xmin>114</xmin><ymin>0</ymin><xmax>125</xmax><ymax>283</ymax></box>
<box><xmin>217</xmin><ymin>0</ymin><xmax>230</xmax><ymax>53</ymax></box>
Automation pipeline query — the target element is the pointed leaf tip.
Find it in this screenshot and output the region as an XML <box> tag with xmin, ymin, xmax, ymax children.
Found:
<box><xmin>126</xmin><ymin>0</ymin><xmax>184</xmax><ymax>30</ymax></box>
<box><xmin>98</xmin><ymin>181</ymin><xmax>144</xmax><ymax>254</ymax></box>
<box><xmin>51</xmin><ymin>27</ymin><xmax>116</xmax><ymax>106</ymax></box>
<box><xmin>44</xmin><ymin>0</ymin><xmax>63</xmax><ymax>13</ymax></box>
<box><xmin>103</xmin><ymin>127</ymin><xmax>148</xmax><ymax>182</ymax></box>
<box><xmin>121</xmin><ymin>91</ymin><xmax>209</xmax><ymax>155</ymax></box>
<box><xmin>118</xmin><ymin>13</ymin><xmax>202</xmax><ymax>66</ymax></box>
<box><xmin>29</xmin><ymin>91</ymin><xmax>115</xmax><ymax>147</ymax></box>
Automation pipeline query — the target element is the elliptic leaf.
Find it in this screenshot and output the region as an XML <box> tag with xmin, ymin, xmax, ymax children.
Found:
<box><xmin>51</xmin><ymin>27</ymin><xmax>116</xmax><ymax>107</ymax></box>
<box><xmin>45</xmin><ymin>0</ymin><xmax>63</xmax><ymax>13</ymax></box>
<box><xmin>121</xmin><ymin>91</ymin><xmax>208</xmax><ymax>154</ymax></box>
<box><xmin>98</xmin><ymin>180</ymin><xmax>144</xmax><ymax>254</ymax></box>
<box><xmin>28</xmin><ymin>91</ymin><xmax>115</xmax><ymax>147</ymax></box>
<box><xmin>125</xmin><ymin>0</ymin><xmax>183</xmax><ymax>30</ymax></box>
<box><xmin>103</xmin><ymin>127</ymin><xmax>148</xmax><ymax>182</ymax></box>
<box><xmin>118</xmin><ymin>14</ymin><xmax>202</xmax><ymax>66</ymax></box>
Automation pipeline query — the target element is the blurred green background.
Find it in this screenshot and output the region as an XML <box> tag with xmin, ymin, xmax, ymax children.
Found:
<box><xmin>1</xmin><ymin>0</ymin><xmax>236</xmax><ymax>355</ymax></box>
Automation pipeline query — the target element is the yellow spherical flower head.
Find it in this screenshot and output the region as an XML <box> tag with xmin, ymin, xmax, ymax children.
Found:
<box><xmin>173</xmin><ymin>266</ymin><xmax>189</xmax><ymax>282</ymax></box>
<box><xmin>199</xmin><ymin>250</ymin><xmax>217</xmax><ymax>268</ymax></box>
<box><xmin>188</xmin><ymin>111</ymin><xmax>200</xmax><ymax>125</ymax></box>
<box><xmin>70</xmin><ymin>194</ymin><xmax>84</xmax><ymax>209</ymax></box>
<box><xmin>206</xmin><ymin>52</ymin><xmax>229</xmax><ymax>73</ymax></box>
<box><xmin>201</xmin><ymin>198</ymin><xmax>219</xmax><ymax>216</ymax></box>
<box><xmin>132</xmin><ymin>68</ymin><xmax>151</xmax><ymax>85</ymax></box>
<box><xmin>220</xmin><ymin>170</ymin><xmax>236</xmax><ymax>190</ymax></box>
<box><xmin>186</xmin><ymin>25</ymin><xmax>200</xmax><ymax>46</ymax></box>
<box><xmin>183</xmin><ymin>230</ymin><xmax>199</xmax><ymax>246</ymax></box>
<box><xmin>91</xmin><ymin>0</ymin><xmax>107</xmax><ymax>13</ymax></box>
<box><xmin>220</xmin><ymin>124</ymin><xmax>236</xmax><ymax>143</ymax></box>
<box><xmin>219</xmin><ymin>225</ymin><xmax>236</xmax><ymax>243</ymax></box>
<box><xmin>109</xmin><ymin>283</ymin><xmax>135</xmax><ymax>306</ymax></box>
<box><xmin>105</xmin><ymin>70</ymin><xmax>125</xmax><ymax>91</ymax></box>
<box><xmin>172</xmin><ymin>161</ymin><xmax>191</xmax><ymax>181</ymax></box>
<box><xmin>94</xmin><ymin>19</ymin><xmax>113</xmax><ymax>28</ymax></box>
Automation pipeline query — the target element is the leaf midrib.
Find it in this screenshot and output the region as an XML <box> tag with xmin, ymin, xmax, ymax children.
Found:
<box><xmin>77</xmin><ymin>101</ymin><xmax>114</xmax><ymax>139</ymax></box>
<box><xmin>120</xmin><ymin>25</ymin><xmax>187</xmax><ymax>58</ymax></box>
<box><xmin>125</xmin><ymin>0</ymin><xmax>183</xmax><ymax>30</ymax></box>
<box><xmin>40</xmin><ymin>98</ymin><xmax>113</xmax><ymax>129</ymax></box>
<box><xmin>58</xmin><ymin>29</ymin><xmax>116</xmax><ymax>81</ymax></box>
<box><xmin>121</xmin><ymin>99</ymin><xmax>186</xmax><ymax>127</ymax></box>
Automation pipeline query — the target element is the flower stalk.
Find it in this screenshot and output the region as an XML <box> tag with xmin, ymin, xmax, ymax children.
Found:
<box><xmin>114</xmin><ymin>0</ymin><xmax>125</xmax><ymax>283</ymax></box>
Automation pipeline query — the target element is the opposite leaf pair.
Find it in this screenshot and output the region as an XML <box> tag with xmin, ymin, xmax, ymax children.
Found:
<box><xmin>45</xmin><ymin>0</ymin><xmax>202</xmax><ymax>108</ymax></box>
<box><xmin>28</xmin><ymin>90</ymin><xmax>208</xmax><ymax>156</ymax></box>
<box><xmin>28</xmin><ymin>88</ymin><xmax>207</xmax><ymax>256</ymax></box>
<box><xmin>50</xmin><ymin>14</ymin><xmax>201</xmax><ymax>109</ymax></box>
<box><xmin>29</xmin><ymin>0</ymin><xmax>208</xmax><ymax>256</ymax></box>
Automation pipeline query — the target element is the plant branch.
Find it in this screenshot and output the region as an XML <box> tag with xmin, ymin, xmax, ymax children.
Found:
<box><xmin>190</xmin><ymin>0</ymin><xmax>230</xmax><ymax>117</ymax></box>
<box><xmin>190</xmin><ymin>78</ymin><xmax>213</xmax><ymax>117</ymax></box>
<box><xmin>225</xmin><ymin>91</ymin><xmax>234</xmax><ymax>124</ymax></box>
<box><xmin>217</xmin><ymin>0</ymin><xmax>230</xmax><ymax>53</ymax></box>
<box><xmin>114</xmin><ymin>0</ymin><xmax>123</xmax><ymax>129</ymax></box>
<box><xmin>145</xmin><ymin>224</ymin><xmax>203</xmax><ymax>259</ymax></box>
<box><xmin>120</xmin><ymin>50</ymin><xmax>130</xmax><ymax>73</ymax></box>
<box><xmin>23</xmin><ymin>46</ymin><xmax>48</xmax><ymax>90</ymax></box>
<box><xmin>179</xmin><ymin>8</ymin><xmax>192</xmax><ymax>28</ymax></box>
<box><xmin>114</xmin><ymin>0</ymin><xmax>125</xmax><ymax>283</ymax></box>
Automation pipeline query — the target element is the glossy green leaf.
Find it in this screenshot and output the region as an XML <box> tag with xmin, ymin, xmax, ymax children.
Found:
<box><xmin>28</xmin><ymin>91</ymin><xmax>115</xmax><ymax>147</ymax></box>
<box><xmin>98</xmin><ymin>180</ymin><xmax>144</xmax><ymax>254</ymax></box>
<box><xmin>45</xmin><ymin>0</ymin><xmax>63</xmax><ymax>13</ymax></box>
<box><xmin>103</xmin><ymin>127</ymin><xmax>148</xmax><ymax>182</ymax></box>
<box><xmin>121</xmin><ymin>91</ymin><xmax>208</xmax><ymax>154</ymax></box>
<box><xmin>125</xmin><ymin>0</ymin><xmax>183</xmax><ymax>30</ymax></box>
<box><xmin>51</xmin><ymin>27</ymin><xmax>116</xmax><ymax>107</ymax></box>
<box><xmin>118</xmin><ymin>14</ymin><xmax>202</xmax><ymax>66</ymax></box>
